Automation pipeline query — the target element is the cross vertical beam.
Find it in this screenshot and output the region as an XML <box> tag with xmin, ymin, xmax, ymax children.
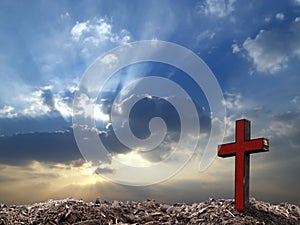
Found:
<box><xmin>218</xmin><ymin>119</ymin><xmax>269</xmax><ymax>211</ymax></box>
<box><xmin>235</xmin><ymin>119</ymin><xmax>250</xmax><ymax>210</ymax></box>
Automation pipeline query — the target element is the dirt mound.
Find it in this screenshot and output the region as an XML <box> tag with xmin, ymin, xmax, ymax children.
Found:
<box><xmin>0</xmin><ymin>198</ymin><xmax>299</xmax><ymax>224</ymax></box>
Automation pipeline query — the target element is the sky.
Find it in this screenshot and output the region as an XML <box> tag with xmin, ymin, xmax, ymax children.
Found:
<box><xmin>0</xmin><ymin>0</ymin><xmax>300</xmax><ymax>206</ymax></box>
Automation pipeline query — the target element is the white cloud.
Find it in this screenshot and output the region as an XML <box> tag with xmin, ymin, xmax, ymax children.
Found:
<box><xmin>231</xmin><ymin>43</ymin><xmax>241</xmax><ymax>53</ymax></box>
<box><xmin>72</xmin><ymin>93</ymin><xmax>95</xmax><ymax>119</ymax></box>
<box><xmin>0</xmin><ymin>105</ymin><xmax>18</xmax><ymax>118</ymax></box>
<box><xmin>238</xmin><ymin>20</ymin><xmax>300</xmax><ymax>74</ymax></box>
<box><xmin>275</xmin><ymin>13</ymin><xmax>285</xmax><ymax>21</ymax></box>
<box><xmin>53</xmin><ymin>94</ymin><xmax>73</xmax><ymax>120</ymax></box>
<box><xmin>243</xmin><ymin>31</ymin><xmax>288</xmax><ymax>74</ymax></box>
<box><xmin>21</xmin><ymin>90</ymin><xmax>52</xmax><ymax>117</ymax></box>
<box><xmin>223</xmin><ymin>115</ymin><xmax>236</xmax><ymax>140</ymax></box>
<box><xmin>94</xmin><ymin>104</ymin><xmax>110</xmax><ymax>122</ymax></box>
<box><xmin>198</xmin><ymin>0</ymin><xmax>236</xmax><ymax>18</ymax></box>
<box><xmin>70</xmin><ymin>21</ymin><xmax>89</xmax><ymax>42</ymax></box>
<box><xmin>0</xmin><ymin>85</ymin><xmax>50</xmax><ymax>119</ymax></box>
<box><xmin>41</xmin><ymin>85</ymin><xmax>53</xmax><ymax>91</ymax></box>
<box><xmin>112</xmin><ymin>150</ymin><xmax>153</xmax><ymax>167</ymax></box>
<box><xmin>69</xmin><ymin>18</ymin><xmax>131</xmax><ymax>61</ymax></box>
<box><xmin>0</xmin><ymin>83</ymin><xmax>78</xmax><ymax>120</ymax></box>
<box><xmin>197</xmin><ymin>30</ymin><xmax>216</xmax><ymax>43</ymax></box>
<box><xmin>70</xmin><ymin>18</ymin><xmax>131</xmax><ymax>46</ymax></box>
<box><xmin>222</xmin><ymin>91</ymin><xmax>243</xmax><ymax>110</ymax></box>
<box><xmin>100</xmin><ymin>54</ymin><xmax>119</xmax><ymax>68</ymax></box>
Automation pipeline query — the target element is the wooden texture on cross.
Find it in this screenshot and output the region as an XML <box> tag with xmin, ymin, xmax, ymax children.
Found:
<box><xmin>218</xmin><ymin>119</ymin><xmax>269</xmax><ymax>211</ymax></box>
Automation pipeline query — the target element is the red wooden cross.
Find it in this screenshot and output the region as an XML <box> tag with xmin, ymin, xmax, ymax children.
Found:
<box><xmin>218</xmin><ymin>119</ymin><xmax>269</xmax><ymax>211</ymax></box>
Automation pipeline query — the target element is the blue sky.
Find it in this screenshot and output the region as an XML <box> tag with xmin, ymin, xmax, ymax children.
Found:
<box><xmin>0</xmin><ymin>0</ymin><xmax>300</xmax><ymax>205</ymax></box>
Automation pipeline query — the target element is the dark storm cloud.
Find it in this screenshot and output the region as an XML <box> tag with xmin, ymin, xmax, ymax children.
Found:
<box><xmin>98</xmin><ymin>96</ymin><xmax>212</xmax><ymax>161</ymax></box>
<box><xmin>129</xmin><ymin>97</ymin><xmax>180</xmax><ymax>138</ymax></box>
<box><xmin>97</xmin><ymin>97</ymin><xmax>182</xmax><ymax>156</ymax></box>
<box><xmin>0</xmin><ymin>129</ymin><xmax>82</xmax><ymax>166</ymax></box>
<box><xmin>99</xmin><ymin>127</ymin><xmax>130</xmax><ymax>154</ymax></box>
<box><xmin>0</xmin><ymin>94</ymin><xmax>212</xmax><ymax>168</ymax></box>
<box><xmin>0</xmin><ymin>116</ymin><xmax>69</xmax><ymax>136</ymax></box>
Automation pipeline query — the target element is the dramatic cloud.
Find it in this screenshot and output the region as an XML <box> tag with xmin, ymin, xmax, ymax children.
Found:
<box><xmin>21</xmin><ymin>89</ymin><xmax>54</xmax><ymax>117</ymax></box>
<box><xmin>1</xmin><ymin>0</ymin><xmax>299</xmax><ymax>206</ymax></box>
<box><xmin>0</xmin><ymin>15</ymin><xmax>132</xmax><ymax>122</ymax></box>
<box><xmin>0</xmin><ymin>87</ymin><xmax>74</xmax><ymax>120</ymax></box>
<box><xmin>0</xmin><ymin>116</ymin><xmax>69</xmax><ymax>136</ymax></box>
<box><xmin>0</xmin><ymin>130</ymin><xmax>82</xmax><ymax>166</ymax></box>
<box><xmin>239</xmin><ymin>19</ymin><xmax>300</xmax><ymax>74</ymax></box>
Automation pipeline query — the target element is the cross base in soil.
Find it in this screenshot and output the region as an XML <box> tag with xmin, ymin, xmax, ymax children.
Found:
<box><xmin>218</xmin><ymin>119</ymin><xmax>269</xmax><ymax>211</ymax></box>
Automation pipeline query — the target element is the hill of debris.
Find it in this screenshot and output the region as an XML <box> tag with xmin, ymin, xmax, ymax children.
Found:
<box><xmin>0</xmin><ymin>198</ymin><xmax>299</xmax><ymax>225</ymax></box>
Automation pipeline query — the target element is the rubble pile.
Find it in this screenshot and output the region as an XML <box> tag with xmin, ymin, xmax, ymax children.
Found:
<box><xmin>0</xmin><ymin>198</ymin><xmax>299</xmax><ymax>224</ymax></box>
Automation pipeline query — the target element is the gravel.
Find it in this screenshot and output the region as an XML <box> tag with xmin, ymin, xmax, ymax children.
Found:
<box><xmin>0</xmin><ymin>198</ymin><xmax>299</xmax><ymax>224</ymax></box>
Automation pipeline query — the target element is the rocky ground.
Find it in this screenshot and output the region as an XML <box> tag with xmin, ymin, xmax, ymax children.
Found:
<box><xmin>0</xmin><ymin>198</ymin><xmax>299</xmax><ymax>225</ymax></box>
